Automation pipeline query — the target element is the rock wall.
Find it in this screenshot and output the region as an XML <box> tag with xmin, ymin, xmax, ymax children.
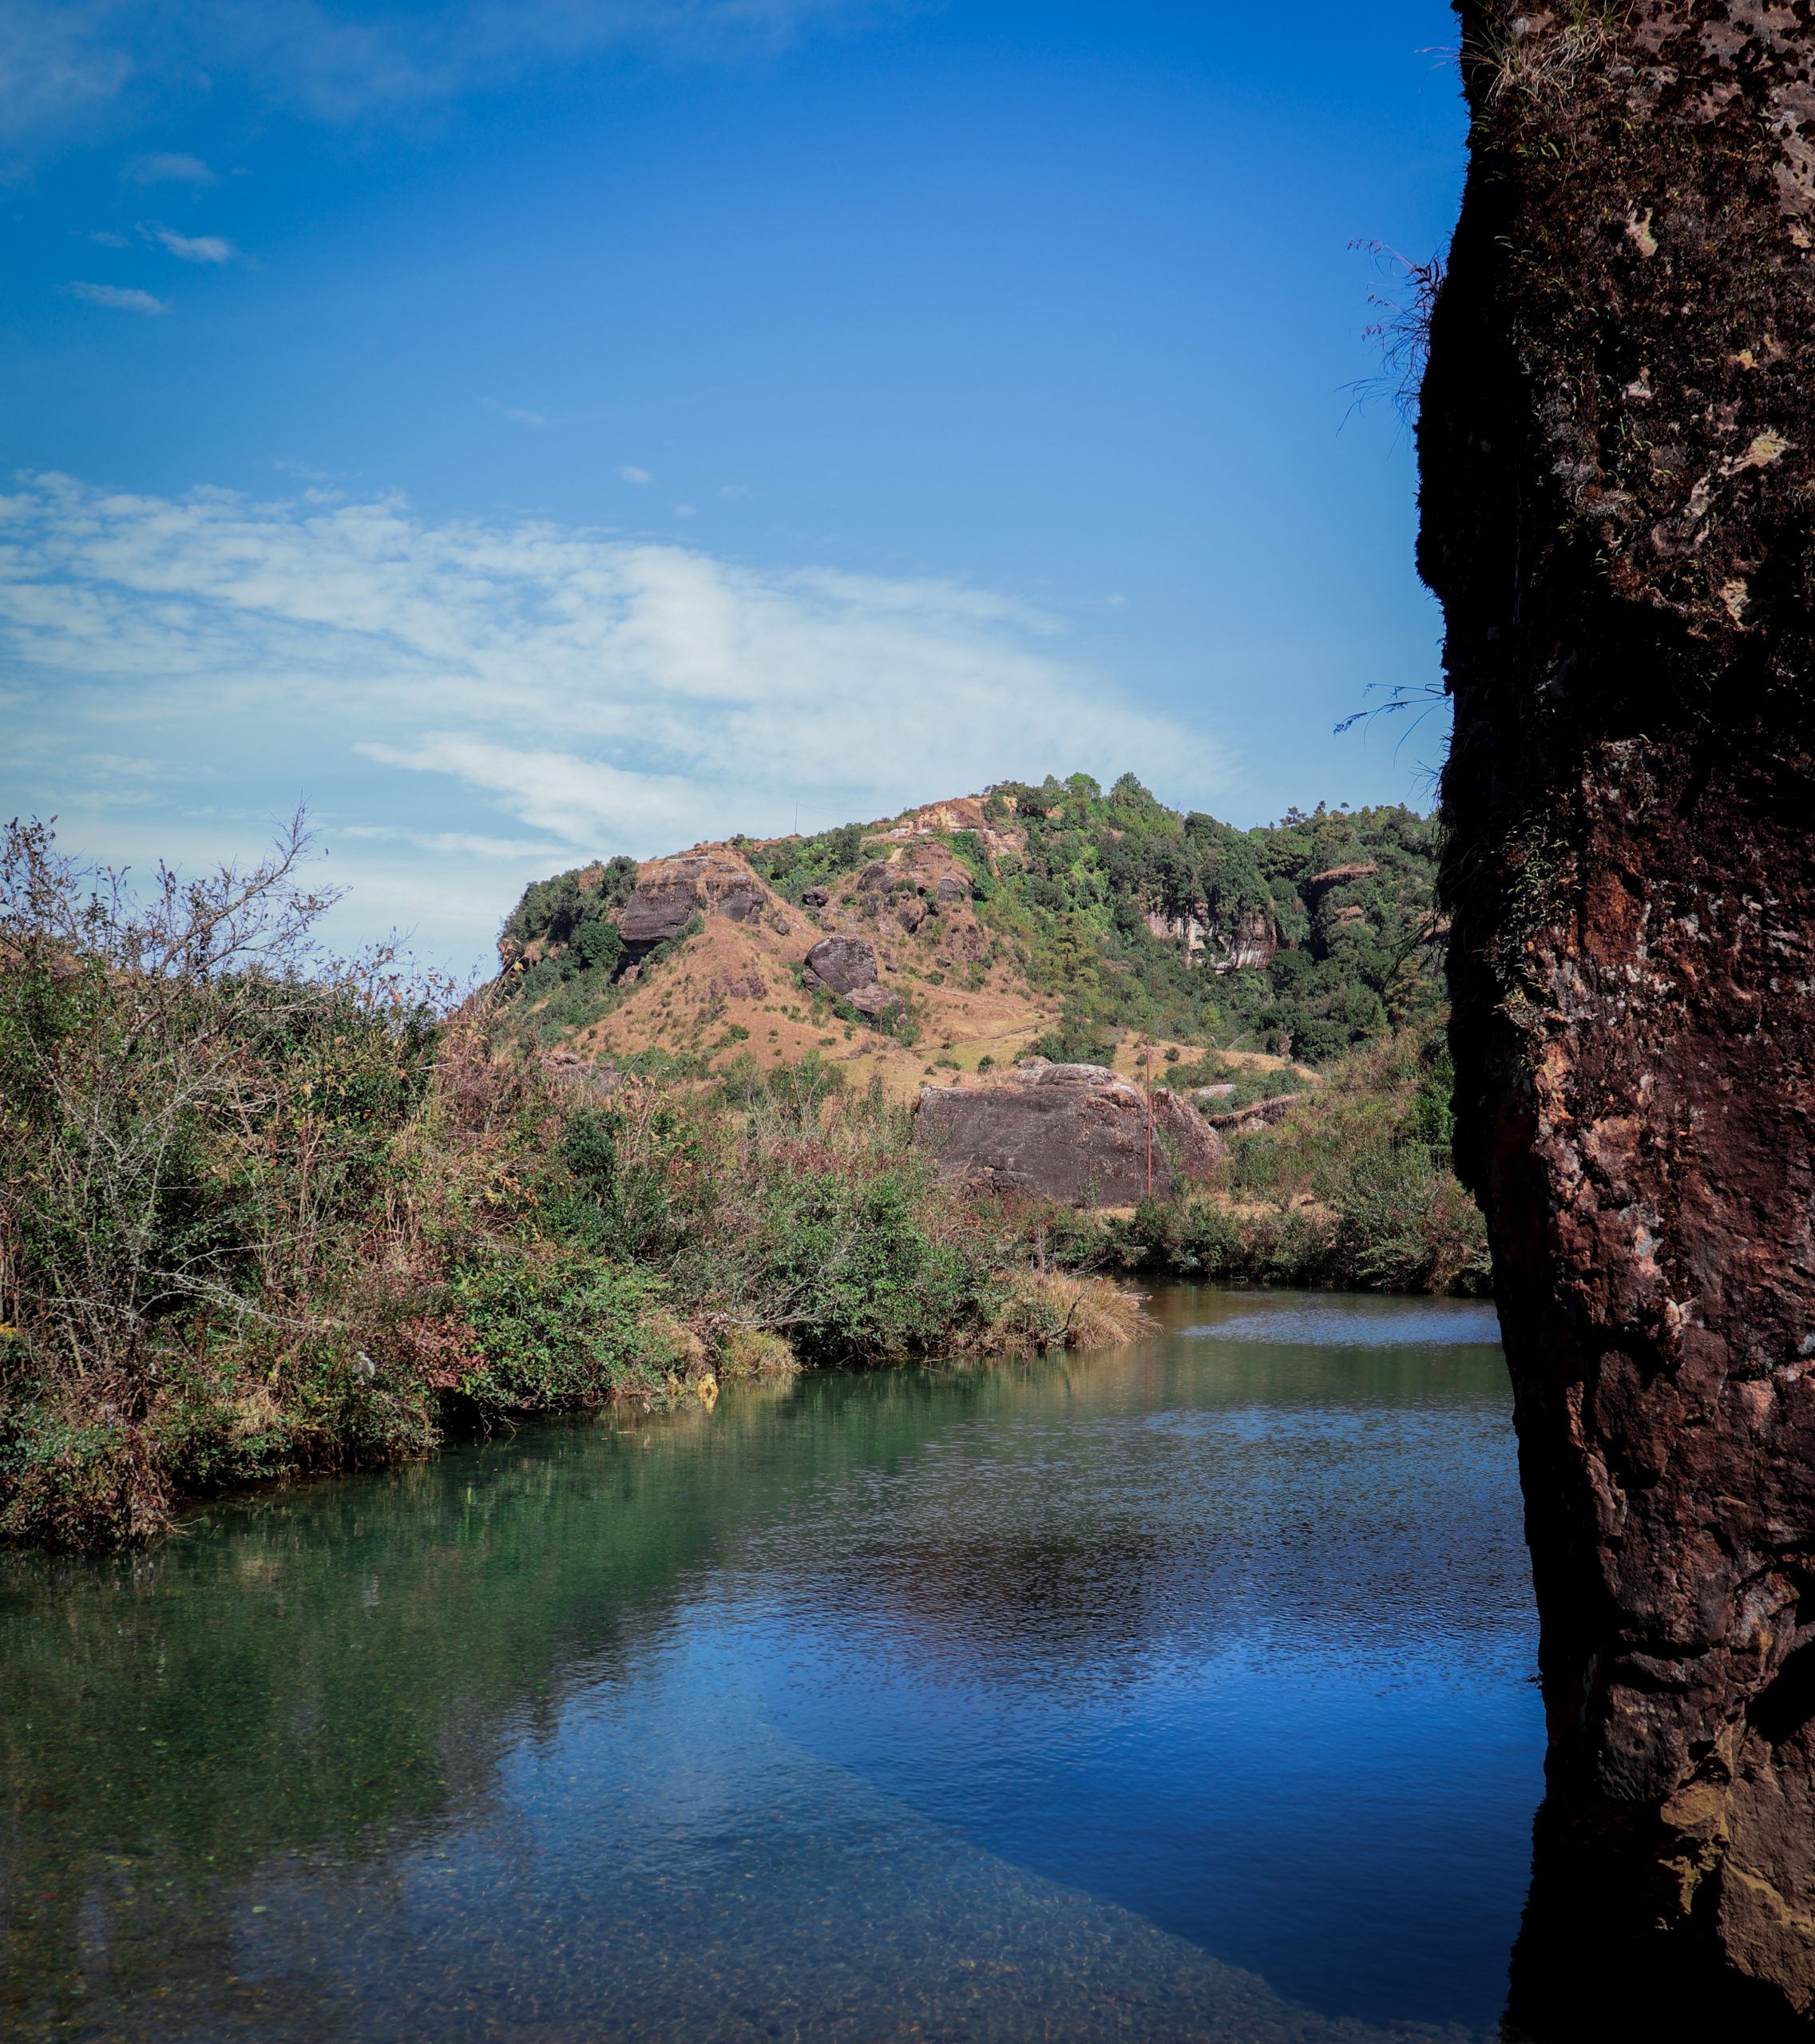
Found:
<box><xmin>1421</xmin><ymin>4</ymin><xmax>1815</xmax><ymax>2025</ymax></box>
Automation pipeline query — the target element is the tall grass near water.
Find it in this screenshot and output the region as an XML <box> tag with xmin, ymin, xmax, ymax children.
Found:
<box><xmin>1</xmin><ymin>822</ymin><xmax>1116</xmax><ymax>1549</ymax></box>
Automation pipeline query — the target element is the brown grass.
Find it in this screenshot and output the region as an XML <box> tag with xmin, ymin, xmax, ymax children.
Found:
<box><xmin>983</xmin><ymin>1270</ymin><xmax>1151</xmax><ymax>1355</ymax></box>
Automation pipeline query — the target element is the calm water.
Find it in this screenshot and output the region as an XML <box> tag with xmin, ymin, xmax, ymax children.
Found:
<box><xmin>0</xmin><ymin>1287</ymin><xmax>1542</xmax><ymax>2042</ymax></box>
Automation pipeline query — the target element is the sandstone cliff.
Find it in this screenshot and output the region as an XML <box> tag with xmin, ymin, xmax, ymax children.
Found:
<box><xmin>1422</xmin><ymin>3</ymin><xmax>1815</xmax><ymax>2026</ymax></box>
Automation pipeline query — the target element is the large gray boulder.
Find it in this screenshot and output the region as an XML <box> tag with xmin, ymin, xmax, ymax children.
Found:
<box><xmin>914</xmin><ymin>1063</ymin><xmax>1222</xmax><ymax>1206</ymax></box>
<box><xmin>802</xmin><ymin>934</ymin><xmax>900</xmax><ymax>1017</ymax></box>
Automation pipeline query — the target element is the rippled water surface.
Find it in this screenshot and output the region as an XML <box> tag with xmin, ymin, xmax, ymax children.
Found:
<box><xmin>1</xmin><ymin>1287</ymin><xmax>1542</xmax><ymax>2042</ymax></box>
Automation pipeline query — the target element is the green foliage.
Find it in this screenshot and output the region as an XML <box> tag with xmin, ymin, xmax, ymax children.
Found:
<box><xmin>501</xmin><ymin>857</ymin><xmax>637</xmax><ymax>955</ymax></box>
<box><xmin>1028</xmin><ymin>1001</ymin><xmax>1118</xmax><ymax>1067</ymax></box>
<box><xmin>965</xmin><ymin>776</ymin><xmax>1441</xmax><ymax>1065</ymax></box>
<box><xmin>1056</xmin><ymin>1023</ymin><xmax>1488</xmax><ymax>1297</ymax></box>
<box><xmin>745</xmin><ymin>822</ymin><xmax>870</xmax><ymax>902</ymax></box>
<box><xmin>456</xmin><ymin>1254</ymin><xmax>678</xmax><ymax>1409</ymax></box>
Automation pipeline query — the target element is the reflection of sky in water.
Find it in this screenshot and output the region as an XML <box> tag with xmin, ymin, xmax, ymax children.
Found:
<box><xmin>0</xmin><ymin>1286</ymin><xmax>1538</xmax><ymax>2044</ymax></box>
<box><xmin>1184</xmin><ymin>1297</ymin><xmax>1505</xmax><ymax>1347</ymax></box>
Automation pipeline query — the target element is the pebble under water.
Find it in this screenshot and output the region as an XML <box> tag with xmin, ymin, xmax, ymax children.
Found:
<box><xmin>0</xmin><ymin>1286</ymin><xmax>1544</xmax><ymax>2042</ymax></box>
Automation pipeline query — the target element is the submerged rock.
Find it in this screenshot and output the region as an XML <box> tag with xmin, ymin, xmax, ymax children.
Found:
<box><xmin>913</xmin><ymin>1063</ymin><xmax>1221</xmax><ymax>1206</ymax></box>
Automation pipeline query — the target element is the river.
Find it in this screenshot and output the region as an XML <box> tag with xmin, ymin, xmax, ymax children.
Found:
<box><xmin>0</xmin><ymin>1285</ymin><xmax>1542</xmax><ymax>2042</ymax></box>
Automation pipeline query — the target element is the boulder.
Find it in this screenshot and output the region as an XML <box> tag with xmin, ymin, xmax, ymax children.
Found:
<box><xmin>802</xmin><ymin>934</ymin><xmax>900</xmax><ymax>1017</ymax></box>
<box><xmin>914</xmin><ymin>1064</ymin><xmax>1221</xmax><ymax>1206</ymax></box>
<box><xmin>718</xmin><ymin>879</ymin><xmax>767</xmax><ymax>924</ymax></box>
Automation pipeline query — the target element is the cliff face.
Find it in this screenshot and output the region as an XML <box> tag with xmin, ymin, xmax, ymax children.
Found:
<box><xmin>1420</xmin><ymin>2</ymin><xmax>1815</xmax><ymax>2023</ymax></box>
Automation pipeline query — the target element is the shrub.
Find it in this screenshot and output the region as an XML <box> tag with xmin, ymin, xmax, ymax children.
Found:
<box><xmin>454</xmin><ymin>1254</ymin><xmax>680</xmax><ymax>1411</ymax></box>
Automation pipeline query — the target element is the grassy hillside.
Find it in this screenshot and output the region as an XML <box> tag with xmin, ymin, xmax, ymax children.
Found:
<box><xmin>494</xmin><ymin>773</ymin><xmax>1443</xmax><ymax>1075</ymax></box>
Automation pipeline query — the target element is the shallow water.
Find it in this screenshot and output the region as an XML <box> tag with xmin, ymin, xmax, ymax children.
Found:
<box><xmin>0</xmin><ymin>1286</ymin><xmax>1542</xmax><ymax>2042</ymax></box>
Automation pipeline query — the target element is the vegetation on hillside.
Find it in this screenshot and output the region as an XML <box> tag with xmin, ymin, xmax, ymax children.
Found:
<box><xmin>977</xmin><ymin>772</ymin><xmax>1441</xmax><ymax>1063</ymax></box>
<box><xmin>494</xmin><ymin>771</ymin><xmax>1443</xmax><ymax>1068</ymax></box>
<box><xmin>0</xmin><ymin>820</ymin><xmax>1142</xmax><ymax>1549</ymax></box>
<box><xmin>1092</xmin><ymin>1022</ymin><xmax>1489</xmax><ymax>1296</ymax></box>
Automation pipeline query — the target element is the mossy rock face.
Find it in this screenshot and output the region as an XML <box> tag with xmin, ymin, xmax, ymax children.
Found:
<box><xmin>1425</xmin><ymin>6</ymin><xmax>1815</xmax><ymax>2022</ymax></box>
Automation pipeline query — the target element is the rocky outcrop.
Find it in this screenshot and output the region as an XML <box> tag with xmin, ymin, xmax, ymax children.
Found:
<box><xmin>617</xmin><ymin>853</ymin><xmax>782</xmax><ymax>953</ymax></box>
<box><xmin>1421</xmin><ymin>6</ymin><xmax>1815</xmax><ymax>2024</ymax></box>
<box><xmin>1213</xmin><ymin>907</ymin><xmax>1274</xmax><ymax>974</ymax></box>
<box><xmin>802</xmin><ymin>934</ymin><xmax>900</xmax><ymax>1018</ymax></box>
<box><xmin>914</xmin><ymin>1061</ymin><xmax>1222</xmax><ymax>1206</ymax></box>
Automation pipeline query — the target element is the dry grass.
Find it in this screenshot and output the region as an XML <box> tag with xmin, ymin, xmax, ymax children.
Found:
<box><xmin>984</xmin><ymin>1270</ymin><xmax>1151</xmax><ymax>1355</ymax></box>
<box><xmin>714</xmin><ymin>1327</ymin><xmax>800</xmax><ymax>1380</ymax></box>
<box><xmin>1465</xmin><ymin>3</ymin><xmax>1626</xmax><ymax>109</ymax></box>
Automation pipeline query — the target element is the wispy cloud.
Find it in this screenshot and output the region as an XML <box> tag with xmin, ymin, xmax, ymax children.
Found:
<box><xmin>482</xmin><ymin>398</ymin><xmax>547</xmax><ymax>428</ymax></box>
<box><xmin>0</xmin><ymin>473</ymin><xmax>1222</xmax><ymax>963</ymax></box>
<box><xmin>62</xmin><ymin>280</ymin><xmax>168</xmax><ymax>313</ymax></box>
<box><xmin>0</xmin><ymin>5</ymin><xmax>134</xmax><ymax>145</ymax></box>
<box><xmin>149</xmin><ymin>224</ymin><xmax>238</xmax><ymax>263</ymax></box>
<box><xmin>88</xmin><ymin>228</ymin><xmax>129</xmax><ymax>247</ymax></box>
<box><xmin>3</xmin><ymin>4</ymin><xmax>886</xmax><ymax>149</ymax></box>
<box><xmin>618</xmin><ymin>464</ymin><xmax>652</xmax><ymax>485</ymax></box>
<box><xmin>124</xmin><ymin>151</ymin><xmax>215</xmax><ymax>184</ymax></box>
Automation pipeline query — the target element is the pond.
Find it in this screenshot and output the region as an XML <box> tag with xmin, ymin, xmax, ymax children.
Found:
<box><xmin>0</xmin><ymin>1286</ymin><xmax>1542</xmax><ymax>2042</ymax></box>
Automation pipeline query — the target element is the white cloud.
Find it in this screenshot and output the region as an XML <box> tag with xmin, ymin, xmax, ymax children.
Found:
<box><xmin>501</xmin><ymin>406</ymin><xmax>545</xmax><ymax>428</ymax></box>
<box><xmin>718</xmin><ymin>482</ymin><xmax>750</xmax><ymax>497</ymax></box>
<box><xmin>2</xmin><ymin>3</ymin><xmax>883</xmax><ymax>149</ymax></box>
<box><xmin>674</xmin><ymin>503</ymin><xmax>696</xmax><ymax>518</ymax></box>
<box><xmin>124</xmin><ymin>151</ymin><xmax>214</xmax><ymax>184</ymax></box>
<box><xmin>618</xmin><ymin>464</ymin><xmax>652</xmax><ymax>485</ymax></box>
<box><xmin>150</xmin><ymin>224</ymin><xmax>237</xmax><ymax>263</ymax></box>
<box><xmin>62</xmin><ymin>280</ymin><xmax>168</xmax><ymax>313</ymax></box>
<box><xmin>0</xmin><ymin>473</ymin><xmax>1223</xmax><ymax>965</ymax></box>
<box><xmin>89</xmin><ymin>228</ymin><xmax>129</xmax><ymax>247</ymax></box>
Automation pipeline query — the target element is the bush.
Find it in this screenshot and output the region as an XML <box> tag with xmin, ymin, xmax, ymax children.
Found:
<box><xmin>1080</xmin><ymin>1022</ymin><xmax>1489</xmax><ymax>1296</ymax></box>
<box><xmin>455</xmin><ymin>1254</ymin><xmax>681</xmax><ymax>1409</ymax></box>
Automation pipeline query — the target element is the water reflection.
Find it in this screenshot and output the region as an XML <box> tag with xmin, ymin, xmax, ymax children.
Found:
<box><xmin>2</xmin><ymin>1287</ymin><xmax>1539</xmax><ymax>2042</ymax></box>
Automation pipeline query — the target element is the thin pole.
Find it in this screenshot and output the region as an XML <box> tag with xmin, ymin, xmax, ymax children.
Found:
<box><xmin>1145</xmin><ymin>1036</ymin><xmax>1154</xmax><ymax>1198</ymax></box>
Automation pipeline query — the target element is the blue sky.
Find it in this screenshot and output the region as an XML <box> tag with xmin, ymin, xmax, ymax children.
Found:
<box><xmin>0</xmin><ymin>0</ymin><xmax>1465</xmax><ymax>969</ymax></box>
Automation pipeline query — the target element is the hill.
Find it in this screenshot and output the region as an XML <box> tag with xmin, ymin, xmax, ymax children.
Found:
<box><xmin>493</xmin><ymin>772</ymin><xmax>1444</xmax><ymax>1089</ymax></box>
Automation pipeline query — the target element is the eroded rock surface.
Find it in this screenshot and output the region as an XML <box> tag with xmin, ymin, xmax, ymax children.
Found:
<box><xmin>802</xmin><ymin>934</ymin><xmax>900</xmax><ymax>1018</ymax></box>
<box><xmin>1422</xmin><ymin>4</ymin><xmax>1815</xmax><ymax>2026</ymax></box>
<box><xmin>618</xmin><ymin>853</ymin><xmax>785</xmax><ymax>951</ymax></box>
<box><xmin>913</xmin><ymin>1061</ymin><xmax>1221</xmax><ymax>1206</ymax></box>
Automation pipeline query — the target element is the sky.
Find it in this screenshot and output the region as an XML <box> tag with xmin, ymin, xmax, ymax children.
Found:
<box><xmin>0</xmin><ymin>0</ymin><xmax>1467</xmax><ymax>971</ymax></box>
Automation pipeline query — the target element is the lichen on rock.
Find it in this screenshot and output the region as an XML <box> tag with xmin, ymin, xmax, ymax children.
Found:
<box><xmin>1422</xmin><ymin>2</ymin><xmax>1815</xmax><ymax>2026</ymax></box>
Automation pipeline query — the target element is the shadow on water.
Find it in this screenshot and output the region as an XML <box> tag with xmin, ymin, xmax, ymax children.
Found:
<box><xmin>0</xmin><ymin>1285</ymin><xmax>1571</xmax><ymax>2042</ymax></box>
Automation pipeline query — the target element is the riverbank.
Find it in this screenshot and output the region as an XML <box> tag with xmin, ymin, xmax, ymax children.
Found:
<box><xmin>1</xmin><ymin>820</ymin><xmax>1155</xmax><ymax>1547</ymax></box>
<box><xmin>1</xmin><ymin>822</ymin><xmax>1482</xmax><ymax>1551</ymax></box>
